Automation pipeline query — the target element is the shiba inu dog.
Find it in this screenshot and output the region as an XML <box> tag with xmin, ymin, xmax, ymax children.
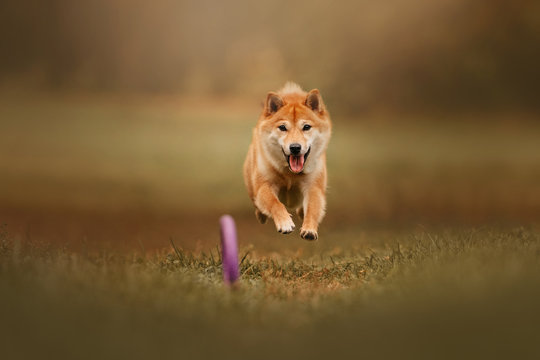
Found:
<box><xmin>243</xmin><ymin>82</ymin><xmax>332</xmax><ymax>240</ymax></box>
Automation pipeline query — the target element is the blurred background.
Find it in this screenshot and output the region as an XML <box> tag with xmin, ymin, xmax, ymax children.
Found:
<box><xmin>1</xmin><ymin>0</ymin><xmax>539</xmax><ymax>251</ymax></box>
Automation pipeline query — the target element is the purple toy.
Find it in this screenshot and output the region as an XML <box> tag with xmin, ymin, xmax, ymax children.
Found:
<box><xmin>220</xmin><ymin>215</ymin><xmax>239</xmax><ymax>285</ymax></box>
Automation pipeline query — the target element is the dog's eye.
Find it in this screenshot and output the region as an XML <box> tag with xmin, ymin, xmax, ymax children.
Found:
<box><xmin>278</xmin><ymin>125</ymin><xmax>287</xmax><ymax>131</ymax></box>
<box><xmin>303</xmin><ymin>124</ymin><xmax>312</xmax><ymax>131</ymax></box>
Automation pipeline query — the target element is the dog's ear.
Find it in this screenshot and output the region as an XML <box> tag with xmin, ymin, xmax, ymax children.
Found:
<box><xmin>306</xmin><ymin>89</ymin><xmax>324</xmax><ymax>114</ymax></box>
<box><xmin>265</xmin><ymin>92</ymin><xmax>284</xmax><ymax>116</ymax></box>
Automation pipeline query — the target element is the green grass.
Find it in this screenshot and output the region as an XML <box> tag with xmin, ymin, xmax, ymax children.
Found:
<box><xmin>1</xmin><ymin>226</ymin><xmax>539</xmax><ymax>359</ymax></box>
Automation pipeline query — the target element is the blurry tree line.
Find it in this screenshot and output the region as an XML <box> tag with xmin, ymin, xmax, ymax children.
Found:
<box><xmin>1</xmin><ymin>0</ymin><xmax>539</xmax><ymax>115</ymax></box>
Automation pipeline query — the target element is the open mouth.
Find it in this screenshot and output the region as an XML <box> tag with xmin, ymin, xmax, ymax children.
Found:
<box><xmin>283</xmin><ymin>147</ymin><xmax>311</xmax><ymax>174</ymax></box>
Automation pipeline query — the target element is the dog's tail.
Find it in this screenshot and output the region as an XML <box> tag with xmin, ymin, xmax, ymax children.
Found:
<box><xmin>279</xmin><ymin>81</ymin><xmax>304</xmax><ymax>95</ymax></box>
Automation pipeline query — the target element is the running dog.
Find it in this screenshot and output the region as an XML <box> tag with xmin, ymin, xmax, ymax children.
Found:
<box><xmin>243</xmin><ymin>82</ymin><xmax>332</xmax><ymax>240</ymax></box>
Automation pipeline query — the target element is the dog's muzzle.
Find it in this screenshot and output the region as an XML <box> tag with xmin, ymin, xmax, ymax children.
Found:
<box><xmin>282</xmin><ymin>146</ymin><xmax>311</xmax><ymax>174</ymax></box>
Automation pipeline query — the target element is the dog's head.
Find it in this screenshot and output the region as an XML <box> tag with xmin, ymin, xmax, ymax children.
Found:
<box><xmin>258</xmin><ymin>82</ymin><xmax>332</xmax><ymax>174</ymax></box>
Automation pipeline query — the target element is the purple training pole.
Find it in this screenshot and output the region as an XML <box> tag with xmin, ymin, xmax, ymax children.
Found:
<box><xmin>220</xmin><ymin>215</ymin><xmax>239</xmax><ymax>285</ymax></box>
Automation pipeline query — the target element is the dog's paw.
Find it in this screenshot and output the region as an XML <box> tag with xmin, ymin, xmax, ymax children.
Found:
<box><xmin>255</xmin><ymin>209</ymin><xmax>267</xmax><ymax>224</ymax></box>
<box><xmin>300</xmin><ymin>228</ymin><xmax>318</xmax><ymax>241</ymax></box>
<box><xmin>275</xmin><ymin>215</ymin><xmax>295</xmax><ymax>234</ymax></box>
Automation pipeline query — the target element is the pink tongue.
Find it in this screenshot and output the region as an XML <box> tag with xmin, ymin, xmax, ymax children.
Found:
<box><xmin>289</xmin><ymin>155</ymin><xmax>304</xmax><ymax>173</ymax></box>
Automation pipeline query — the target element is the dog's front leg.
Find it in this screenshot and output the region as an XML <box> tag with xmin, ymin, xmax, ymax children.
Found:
<box><xmin>255</xmin><ymin>183</ymin><xmax>295</xmax><ymax>234</ymax></box>
<box><xmin>300</xmin><ymin>186</ymin><xmax>326</xmax><ymax>241</ymax></box>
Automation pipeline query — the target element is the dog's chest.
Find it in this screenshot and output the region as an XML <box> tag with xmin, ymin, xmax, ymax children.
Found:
<box><xmin>278</xmin><ymin>183</ymin><xmax>303</xmax><ymax>208</ymax></box>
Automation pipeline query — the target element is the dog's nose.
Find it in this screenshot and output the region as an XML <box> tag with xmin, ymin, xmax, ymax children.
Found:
<box><xmin>289</xmin><ymin>143</ymin><xmax>301</xmax><ymax>155</ymax></box>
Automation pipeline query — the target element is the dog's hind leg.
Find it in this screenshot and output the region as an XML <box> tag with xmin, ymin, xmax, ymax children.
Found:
<box><xmin>255</xmin><ymin>208</ymin><xmax>267</xmax><ymax>224</ymax></box>
<box><xmin>296</xmin><ymin>207</ymin><xmax>304</xmax><ymax>220</ymax></box>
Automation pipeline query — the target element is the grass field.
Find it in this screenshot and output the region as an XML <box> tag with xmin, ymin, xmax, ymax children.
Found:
<box><xmin>1</xmin><ymin>93</ymin><xmax>539</xmax><ymax>359</ymax></box>
<box><xmin>1</xmin><ymin>226</ymin><xmax>540</xmax><ymax>359</ymax></box>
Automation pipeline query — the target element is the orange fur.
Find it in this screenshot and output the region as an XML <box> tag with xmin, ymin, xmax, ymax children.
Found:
<box><xmin>243</xmin><ymin>82</ymin><xmax>332</xmax><ymax>240</ymax></box>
